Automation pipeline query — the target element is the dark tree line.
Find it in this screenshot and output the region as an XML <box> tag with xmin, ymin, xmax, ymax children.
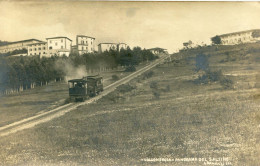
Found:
<box><xmin>0</xmin><ymin>47</ymin><xmax>158</xmax><ymax>95</ymax></box>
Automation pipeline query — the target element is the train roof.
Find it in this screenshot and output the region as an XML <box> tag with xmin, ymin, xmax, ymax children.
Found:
<box><xmin>68</xmin><ymin>79</ymin><xmax>87</xmax><ymax>83</ymax></box>
<box><xmin>68</xmin><ymin>75</ymin><xmax>102</xmax><ymax>82</ymax></box>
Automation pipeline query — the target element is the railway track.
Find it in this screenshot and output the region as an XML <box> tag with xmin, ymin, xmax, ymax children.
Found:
<box><xmin>0</xmin><ymin>54</ymin><xmax>169</xmax><ymax>137</ymax></box>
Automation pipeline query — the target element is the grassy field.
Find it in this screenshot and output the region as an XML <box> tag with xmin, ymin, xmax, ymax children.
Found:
<box><xmin>0</xmin><ymin>65</ymin><xmax>144</xmax><ymax>127</ymax></box>
<box><xmin>0</xmin><ymin>44</ymin><xmax>260</xmax><ymax>165</ymax></box>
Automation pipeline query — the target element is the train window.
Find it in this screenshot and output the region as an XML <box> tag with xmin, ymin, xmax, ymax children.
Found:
<box><xmin>68</xmin><ymin>82</ymin><xmax>74</xmax><ymax>88</ymax></box>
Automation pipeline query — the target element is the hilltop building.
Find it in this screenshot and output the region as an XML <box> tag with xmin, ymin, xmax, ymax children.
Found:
<box><xmin>98</xmin><ymin>43</ymin><xmax>128</xmax><ymax>53</ymax></box>
<box><xmin>217</xmin><ymin>29</ymin><xmax>260</xmax><ymax>45</ymax></box>
<box><xmin>118</xmin><ymin>43</ymin><xmax>128</xmax><ymax>51</ymax></box>
<box><xmin>0</xmin><ymin>39</ymin><xmax>42</xmax><ymax>54</ymax></box>
<box><xmin>46</xmin><ymin>36</ymin><xmax>72</xmax><ymax>56</ymax></box>
<box><xmin>28</xmin><ymin>42</ymin><xmax>48</xmax><ymax>57</ymax></box>
<box><xmin>74</xmin><ymin>35</ymin><xmax>95</xmax><ymax>55</ymax></box>
<box><xmin>148</xmin><ymin>47</ymin><xmax>167</xmax><ymax>54</ymax></box>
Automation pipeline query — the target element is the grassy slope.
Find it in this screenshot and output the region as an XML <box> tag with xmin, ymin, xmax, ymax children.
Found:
<box><xmin>0</xmin><ymin>66</ymin><xmax>140</xmax><ymax>127</ymax></box>
<box><xmin>0</xmin><ymin>43</ymin><xmax>260</xmax><ymax>165</ymax></box>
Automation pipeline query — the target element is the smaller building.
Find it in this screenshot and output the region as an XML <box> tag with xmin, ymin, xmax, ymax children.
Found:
<box><xmin>28</xmin><ymin>42</ymin><xmax>48</xmax><ymax>57</ymax></box>
<box><xmin>98</xmin><ymin>43</ymin><xmax>128</xmax><ymax>53</ymax></box>
<box><xmin>98</xmin><ymin>43</ymin><xmax>118</xmax><ymax>53</ymax></box>
<box><xmin>46</xmin><ymin>36</ymin><xmax>72</xmax><ymax>56</ymax></box>
<box><xmin>117</xmin><ymin>43</ymin><xmax>128</xmax><ymax>51</ymax></box>
<box><xmin>148</xmin><ymin>47</ymin><xmax>167</xmax><ymax>54</ymax></box>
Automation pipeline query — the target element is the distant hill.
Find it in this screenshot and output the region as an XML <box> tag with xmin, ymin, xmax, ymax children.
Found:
<box><xmin>0</xmin><ymin>40</ymin><xmax>10</xmax><ymax>46</ymax></box>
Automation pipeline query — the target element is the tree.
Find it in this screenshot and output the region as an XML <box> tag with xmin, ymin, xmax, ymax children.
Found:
<box><xmin>211</xmin><ymin>35</ymin><xmax>222</xmax><ymax>45</ymax></box>
<box><xmin>252</xmin><ymin>30</ymin><xmax>260</xmax><ymax>38</ymax></box>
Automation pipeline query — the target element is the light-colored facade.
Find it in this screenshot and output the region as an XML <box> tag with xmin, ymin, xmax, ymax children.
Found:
<box><xmin>0</xmin><ymin>39</ymin><xmax>42</xmax><ymax>54</ymax></box>
<box><xmin>46</xmin><ymin>37</ymin><xmax>72</xmax><ymax>56</ymax></box>
<box><xmin>219</xmin><ymin>29</ymin><xmax>260</xmax><ymax>45</ymax></box>
<box><xmin>117</xmin><ymin>43</ymin><xmax>128</xmax><ymax>51</ymax></box>
<box><xmin>98</xmin><ymin>43</ymin><xmax>128</xmax><ymax>53</ymax></box>
<box><xmin>28</xmin><ymin>42</ymin><xmax>48</xmax><ymax>57</ymax></box>
<box><xmin>98</xmin><ymin>43</ymin><xmax>118</xmax><ymax>53</ymax></box>
<box><xmin>148</xmin><ymin>47</ymin><xmax>167</xmax><ymax>54</ymax></box>
<box><xmin>76</xmin><ymin>35</ymin><xmax>95</xmax><ymax>55</ymax></box>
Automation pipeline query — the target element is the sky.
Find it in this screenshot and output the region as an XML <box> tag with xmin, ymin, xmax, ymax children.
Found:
<box><xmin>1</xmin><ymin>1</ymin><xmax>260</xmax><ymax>53</ymax></box>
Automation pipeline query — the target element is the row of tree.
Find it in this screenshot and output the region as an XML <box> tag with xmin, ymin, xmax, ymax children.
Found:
<box><xmin>0</xmin><ymin>47</ymin><xmax>158</xmax><ymax>95</ymax></box>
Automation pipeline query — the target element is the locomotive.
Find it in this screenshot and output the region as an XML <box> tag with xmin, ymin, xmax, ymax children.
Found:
<box><xmin>68</xmin><ymin>75</ymin><xmax>103</xmax><ymax>101</ymax></box>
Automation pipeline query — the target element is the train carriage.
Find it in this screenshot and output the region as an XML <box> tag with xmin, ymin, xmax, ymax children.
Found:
<box><xmin>68</xmin><ymin>75</ymin><xmax>103</xmax><ymax>101</ymax></box>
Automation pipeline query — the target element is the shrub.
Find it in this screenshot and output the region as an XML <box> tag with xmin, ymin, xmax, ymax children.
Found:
<box><xmin>152</xmin><ymin>90</ymin><xmax>160</xmax><ymax>99</ymax></box>
<box><xmin>195</xmin><ymin>70</ymin><xmax>224</xmax><ymax>84</ymax></box>
<box><xmin>220</xmin><ymin>77</ymin><xmax>234</xmax><ymax>89</ymax></box>
<box><xmin>117</xmin><ymin>84</ymin><xmax>135</xmax><ymax>93</ymax></box>
<box><xmin>111</xmin><ymin>74</ymin><xmax>119</xmax><ymax>81</ymax></box>
<box><xmin>124</xmin><ymin>65</ymin><xmax>136</xmax><ymax>72</ymax></box>
<box><xmin>150</xmin><ymin>81</ymin><xmax>158</xmax><ymax>89</ymax></box>
<box><xmin>143</xmin><ymin>71</ymin><xmax>154</xmax><ymax>79</ymax></box>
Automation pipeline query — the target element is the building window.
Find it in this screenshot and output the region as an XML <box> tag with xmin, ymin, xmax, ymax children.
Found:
<box><xmin>34</xmin><ymin>53</ymin><xmax>36</xmax><ymax>55</ymax></box>
<box><xmin>50</xmin><ymin>40</ymin><xmax>52</xmax><ymax>44</ymax></box>
<box><xmin>55</xmin><ymin>42</ymin><xmax>58</xmax><ymax>46</ymax></box>
<box><xmin>49</xmin><ymin>46</ymin><xmax>52</xmax><ymax>50</ymax></box>
<box><xmin>82</xmin><ymin>46</ymin><xmax>84</xmax><ymax>50</ymax></box>
<box><xmin>30</xmin><ymin>49</ymin><xmax>32</xmax><ymax>51</ymax></box>
<box><xmin>30</xmin><ymin>53</ymin><xmax>32</xmax><ymax>55</ymax></box>
<box><xmin>39</xmin><ymin>48</ymin><xmax>41</xmax><ymax>50</ymax></box>
<box><xmin>34</xmin><ymin>48</ymin><xmax>37</xmax><ymax>51</ymax></box>
<box><xmin>61</xmin><ymin>46</ymin><xmax>63</xmax><ymax>49</ymax></box>
<box><xmin>82</xmin><ymin>41</ymin><xmax>84</xmax><ymax>44</ymax></box>
<box><xmin>43</xmin><ymin>47</ymin><xmax>45</xmax><ymax>50</ymax></box>
<box><xmin>61</xmin><ymin>39</ymin><xmax>63</xmax><ymax>42</ymax></box>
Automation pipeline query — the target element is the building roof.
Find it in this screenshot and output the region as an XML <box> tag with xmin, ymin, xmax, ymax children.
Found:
<box><xmin>118</xmin><ymin>43</ymin><xmax>127</xmax><ymax>45</ymax></box>
<box><xmin>148</xmin><ymin>47</ymin><xmax>167</xmax><ymax>51</ymax></box>
<box><xmin>27</xmin><ymin>41</ymin><xmax>47</xmax><ymax>46</ymax></box>
<box><xmin>1</xmin><ymin>39</ymin><xmax>43</xmax><ymax>46</ymax></box>
<box><xmin>77</xmin><ymin>35</ymin><xmax>95</xmax><ymax>39</ymax></box>
<box><xmin>98</xmin><ymin>43</ymin><xmax>118</xmax><ymax>46</ymax></box>
<box><xmin>219</xmin><ymin>29</ymin><xmax>260</xmax><ymax>37</ymax></box>
<box><xmin>46</xmin><ymin>36</ymin><xmax>72</xmax><ymax>41</ymax></box>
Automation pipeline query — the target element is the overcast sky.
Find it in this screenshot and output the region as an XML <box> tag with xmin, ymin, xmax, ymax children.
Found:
<box><xmin>1</xmin><ymin>1</ymin><xmax>260</xmax><ymax>53</ymax></box>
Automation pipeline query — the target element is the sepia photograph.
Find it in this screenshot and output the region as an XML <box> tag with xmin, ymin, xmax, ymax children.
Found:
<box><xmin>0</xmin><ymin>1</ymin><xmax>260</xmax><ymax>165</ymax></box>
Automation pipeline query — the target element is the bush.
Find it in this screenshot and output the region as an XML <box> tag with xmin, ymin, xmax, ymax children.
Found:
<box><xmin>143</xmin><ymin>71</ymin><xmax>154</xmax><ymax>79</ymax></box>
<box><xmin>150</xmin><ymin>81</ymin><xmax>158</xmax><ymax>89</ymax></box>
<box><xmin>117</xmin><ymin>84</ymin><xmax>135</xmax><ymax>93</ymax></box>
<box><xmin>195</xmin><ymin>70</ymin><xmax>224</xmax><ymax>84</ymax></box>
<box><xmin>152</xmin><ymin>90</ymin><xmax>160</xmax><ymax>99</ymax></box>
<box><xmin>111</xmin><ymin>74</ymin><xmax>119</xmax><ymax>81</ymax></box>
<box><xmin>124</xmin><ymin>65</ymin><xmax>136</xmax><ymax>72</ymax></box>
<box><xmin>220</xmin><ymin>77</ymin><xmax>234</xmax><ymax>89</ymax></box>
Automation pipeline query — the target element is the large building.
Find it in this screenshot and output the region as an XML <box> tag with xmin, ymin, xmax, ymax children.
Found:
<box><xmin>75</xmin><ymin>35</ymin><xmax>95</xmax><ymax>55</ymax></box>
<box><xmin>218</xmin><ymin>29</ymin><xmax>260</xmax><ymax>45</ymax></box>
<box><xmin>28</xmin><ymin>42</ymin><xmax>48</xmax><ymax>57</ymax></box>
<box><xmin>46</xmin><ymin>36</ymin><xmax>72</xmax><ymax>56</ymax></box>
<box><xmin>98</xmin><ymin>43</ymin><xmax>128</xmax><ymax>53</ymax></box>
<box><xmin>0</xmin><ymin>39</ymin><xmax>42</xmax><ymax>54</ymax></box>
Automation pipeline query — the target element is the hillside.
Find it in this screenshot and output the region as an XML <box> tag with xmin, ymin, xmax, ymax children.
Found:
<box><xmin>0</xmin><ymin>43</ymin><xmax>259</xmax><ymax>165</ymax></box>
